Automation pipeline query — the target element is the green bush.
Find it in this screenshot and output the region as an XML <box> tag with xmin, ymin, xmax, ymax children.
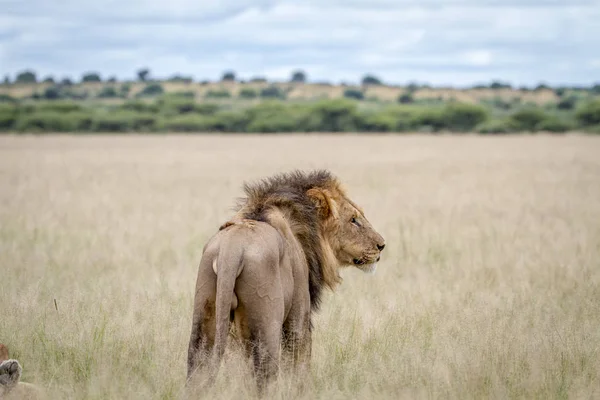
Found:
<box><xmin>60</xmin><ymin>88</ymin><xmax>90</xmax><ymax>100</ymax></box>
<box><xmin>246</xmin><ymin>113</ymin><xmax>298</xmax><ymax>133</ymax></box>
<box><xmin>126</xmin><ymin>114</ymin><xmax>158</xmax><ymax>131</ymax></box>
<box><xmin>476</xmin><ymin>119</ymin><xmax>517</xmax><ymax>134</ymax></box>
<box><xmin>410</xmin><ymin>107</ymin><xmax>446</xmax><ymax>132</ymax></box>
<box><xmin>158</xmin><ymin>97</ymin><xmax>197</xmax><ymax>114</ymax></box>
<box><xmin>239</xmin><ymin>88</ymin><xmax>258</xmax><ymax>99</ymax></box>
<box><xmin>406</xmin><ymin>83</ymin><xmax>420</xmax><ymax>92</ymax></box>
<box><xmin>177</xmin><ymin>111</ymin><xmax>250</xmax><ymax>133</ymax></box>
<box><xmin>91</xmin><ymin>112</ymin><xmax>153</xmax><ymax>132</ymax></box>
<box><xmin>356</xmin><ymin>111</ymin><xmax>397</xmax><ymax>132</ymax></box>
<box><xmin>397</xmin><ymin>92</ymin><xmax>414</xmax><ymax>104</ymax></box>
<box><xmin>196</xmin><ymin>103</ymin><xmax>220</xmax><ymax>115</ymax></box>
<box><xmin>377</xmin><ymin>105</ymin><xmax>425</xmax><ymax>131</ymax></box>
<box><xmin>71</xmin><ymin>112</ymin><xmax>94</xmax><ymax>131</ymax></box>
<box><xmin>211</xmin><ymin>111</ymin><xmax>249</xmax><ymax>132</ymax></box>
<box><xmin>0</xmin><ymin>104</ymin><xmax>18</xmax><ymax>130</ymax></box>
<box><xmin>291</xmin><ymin>70</ymin><xmax>307</xmax><ymax>83</ymax></box>
<box><xmin>171</xmin><ymin>91</ymin><xmax>195</xmax><ymax>98</ymax></box>
<box><xmin>97</xmin><ymin>86</ymin><xmax>119</xmax><ymax>98</ymax></box>
<box><xmin>205</xmin><ymin>89</ymin><xmax>231</xmax><ymax>99</ymax></box>
<box><xmin>0</xmin><ymin>94</ymin><xmax>17</xmax><ymax>103</ymax></box>
<box><xmin>221</xmin><ymin>71</ymin><xmax>236</xmax><ymax>82</ymax></box>
<box><xmin>486</xmin><ymin>96</ymin><xmax>512</xmax><ymax>110</ymax></box>
<box><xmin>442</xmin><ymin>102</ymin><xmax>489</xmax><ymax>131</ymax></box>
<box><xmin>43</xmin><ymin>86</ymin><xmax>63</xmax><ymax>100</ymax></box>
<box><xmin>0</xmin><ymin>113</ymin><xmax>17</xmax><ymax>130</ymax></box>
<box><xmin>82</xmin><ymin>73</ymin><xmax>101</xmax><ymax>83</ymax></box>
<box><xmin>167</xmin><ymin>75</ymin><xmax>193</xmax><ymax>84</ymax></box>
<box><xmin>120</xmin><ymin>83</ymin><xmax>132</xmax><ymax>98</ymax></box>
<box><xmin>250</xmin><ymin>77</ymin><xmax>268</xmax><ymax>83</ymax></box>
<box><xmin>16</xmin><ymin>111</ymin><xmax>88</xmax><ymax>132</ymax></box>
<box><xmin>362</xmin><ymin>75</ymin><xmax>382</xmax><ymax>85</ymax></box>
<box><xmin>259</xmin><ymin>86</ymin><xmax>286</xmax><ymax>99</ymax></box>
<box><xmin>535</xmin><ymin>117</ymin><xmax>572</xmax><ymax>133</ymax></box>
<box><xmin>119</xmin><ymin>100</ymin><xmax>159</xmax><ymax>113</ymax></box>
<box><xmin>137</xmin><ymin>83</ymin><xmax>164</xmax><ymax>97</ymax></box>
<box><xmin>489</xmin><ymin>81</ymin><xmax>511</xmax><ymax>90</ymax></box>
<box><xmin>92</xmin><ymin>114</ymin><xmax>129</xmax><ymax>132</ymax></box>
<box><xmin>575</xmin><ymin>100</ymin><xmax>600</xmax><ymax>127</ymax></box>
<box><xmin>509</xmin><ymin>108</ymin><xmax>549</xmax><ymax>131</ymax></box>
<box><xmin>245</xmin><ymin>102</ymin><xmax>302</xmax><ymax>133</ymax></box>
<box><xmin>308</xmin><ymin>99</ymin><xmax>359</xmax><ymax>132</ymax></box>
<box><xmin>16</xmin><ymin>70</ymin><xmax>37</xmax><ymax>84</ymax></box>
<box><xmin>557</xmin><ymin>96</ymin><xmax>577</xmax><ymax>110</ymax></box>
<box><xmin>343</xmin><ymin>89</ymin><xmax>364</xmax><ymax>100</ymax></box>
<box><xmin>161</xmin><ymin>114</ymin><xmax>216</xmax><ymax>132</ymax></box>
<box><xmin>0</xmin><ymin>103</ymin><xmax>18</xmax><ymax>113</ymax></box>
<box><xmin>34</xmin><ymin>101</ymin><xmax>82</xmax><ymax>113</ymax></box>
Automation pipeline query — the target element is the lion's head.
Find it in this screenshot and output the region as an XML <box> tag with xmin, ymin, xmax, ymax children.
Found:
<box><xmin>307</xmin><ymin>186</ymin><xmax>385</xmax><ymax>273</ymax></box>
<box><xmin>235</xmin><ymin>169</ymin><xmax>386</xmax><ymax>311</ymax></box>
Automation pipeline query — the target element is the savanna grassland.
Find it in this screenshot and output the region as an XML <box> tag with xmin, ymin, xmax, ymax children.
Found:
<box><xmin>1</xmin><ymin>133</ymin><xmax>600</xmax><ymax>399</ymax></box>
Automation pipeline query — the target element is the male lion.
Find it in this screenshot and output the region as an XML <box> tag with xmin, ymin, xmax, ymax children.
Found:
<box><xmin>186</xmin><ymin>170</ymin><xmax>385</xmax><ymax>392</ymax></box>
<box><xmin>0</xmin><ymin>344</ymin><xmax>45</xmax><ymax>400</ymax></box>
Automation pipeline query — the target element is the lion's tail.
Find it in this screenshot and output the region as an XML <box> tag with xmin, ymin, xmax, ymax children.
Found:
<box><xmin>213</xmin><ymin>237</ymin><xmax>244</xmax><ymax>367</ymax></box>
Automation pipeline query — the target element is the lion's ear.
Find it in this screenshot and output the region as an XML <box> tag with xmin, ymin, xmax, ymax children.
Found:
<box><xmin>0</xmin><ymin>344</ymin><xmax>8</xmax><ymax>362</ymax></box>
<box><xmin>307</xmin><ymin>188</ymin><xmax>338</xmax><ymax>219</ymax></box>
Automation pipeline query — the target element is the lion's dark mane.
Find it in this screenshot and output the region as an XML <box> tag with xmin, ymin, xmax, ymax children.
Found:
<box><xmin>234</xmin><ymin>169</ymin><xmax>338</xmax><ymax>312</ymax></box>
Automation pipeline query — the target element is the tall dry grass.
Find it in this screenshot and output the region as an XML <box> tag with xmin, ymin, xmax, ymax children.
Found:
<box><xmin>1</xmin><ymin>133</ymin><xmax>599</xmax><ymax>399</ymax></box>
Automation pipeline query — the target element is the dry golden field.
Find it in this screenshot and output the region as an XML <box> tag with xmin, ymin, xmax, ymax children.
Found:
<box><xmin>1</xmin><ymin>133</ymin><xmax>599</xmax><ymax>399</ymax></box>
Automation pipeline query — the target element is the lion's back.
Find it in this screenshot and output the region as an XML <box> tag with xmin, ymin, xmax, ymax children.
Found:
<box><xmin>2</xmin><ymin>383</ymin><xmax>46</xmax><ymax>400</ymax></box>
<box><xmin>207</xmin><ymin>219</ymin><xmax>283</xmax><ymax>258</ymax></box>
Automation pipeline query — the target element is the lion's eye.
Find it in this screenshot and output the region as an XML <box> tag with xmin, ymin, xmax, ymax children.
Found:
<box><xmin>351</xmin><ymin>217</ymin><xmax>360</xmax><ymax>226</ymax></box>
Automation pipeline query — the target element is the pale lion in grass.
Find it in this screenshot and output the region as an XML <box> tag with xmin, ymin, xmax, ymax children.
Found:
<box><xmin>0</xmin><ymin>344</ymin><xmax>45</xmax><ymax>400</ymax></box>
<box><xmin>186</xmin><ymin>169</ymin><xmax>386</xmax><ymax>393</ymax></box>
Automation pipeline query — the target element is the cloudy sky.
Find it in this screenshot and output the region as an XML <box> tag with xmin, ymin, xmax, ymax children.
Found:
<box><xmin>1</xmin><ymin>0</ymin><xmax>599</xmax><ymax>87</ymax></box>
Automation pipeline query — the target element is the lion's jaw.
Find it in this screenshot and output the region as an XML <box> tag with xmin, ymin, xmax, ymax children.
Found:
<box><xmin>357</xmin><ymin>261</ymin><xmax>378</xmax><ymax>274</ymax></box>
<box><xmin>322</xmin><ymin>229</ymin><xmax>381</xmax><ymax>276</ymax></box>
<box><xmin>323</xmin><ymin>208</ymin><xmax>385</xmax><ymax>274</ymax></box>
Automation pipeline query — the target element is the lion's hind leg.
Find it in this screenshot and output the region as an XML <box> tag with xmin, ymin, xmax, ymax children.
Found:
<box><xmin>186</xmin><ymin>260</ymin><xmax>218</xmax><ymax>388</ymax></box>
<box><xmin>235</xmin><ymin>263</ymin><xmax>285</xmax><ymax>393</ymax></box>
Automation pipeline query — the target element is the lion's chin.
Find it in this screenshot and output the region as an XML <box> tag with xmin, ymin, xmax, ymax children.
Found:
<box><xmin>361</xmin><ymin>262</ymin><xmax>377</xmax><ymax>274</ymax></box>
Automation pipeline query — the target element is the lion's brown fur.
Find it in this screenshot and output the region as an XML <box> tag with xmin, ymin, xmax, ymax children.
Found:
<box><xmin>232</xmin><ymin>169</ymin><xmax>346</xmax><ymax>311</ymax></box>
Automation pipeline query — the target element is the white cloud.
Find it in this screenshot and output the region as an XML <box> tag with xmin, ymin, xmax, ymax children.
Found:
<box><xmin>3</xmin><ymin>0</ymin><xmax>277</xmax><ymax>20</ymax></box>
<box><xmin>1</xmin><ymin>0</ymin><xmax>599</xmax><ymax>86</ymax></box>
<box><xmin>462</xmin><ymin>51</ymin><xmax>493</xmax><ymax>67</ymax></box>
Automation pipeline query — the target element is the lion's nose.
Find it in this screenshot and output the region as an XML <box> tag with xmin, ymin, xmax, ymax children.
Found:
<box><xmin>377</xmin><ymin>243</ymin><xmax>385</xmax><ymax>251</ymax></box>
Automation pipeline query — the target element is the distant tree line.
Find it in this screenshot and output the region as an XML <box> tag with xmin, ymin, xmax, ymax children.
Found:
<box><xmin>1</xmin><ymin>93</ymin><xmax>599</xmax><ymax>134</ymax></box>
<box><xmin>3</xmin><ymin>68</ymin><xmax>600</xmax><ymax>93</ymax></box>
<box><xmin>2</xmin><ymin>67</ymin><xmax>599</xmax><ymax>134</ymax></box>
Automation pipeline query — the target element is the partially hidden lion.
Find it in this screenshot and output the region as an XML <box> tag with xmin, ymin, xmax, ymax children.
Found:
<box><xmin>0</xmin><ymin>344</ymin><xmax>45</xmax><ymax>400</ymax></box>
<box><xmin>186</xmin><ymin>169</ymin><xmax>386</xmax><ymax>392</ymax></box>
